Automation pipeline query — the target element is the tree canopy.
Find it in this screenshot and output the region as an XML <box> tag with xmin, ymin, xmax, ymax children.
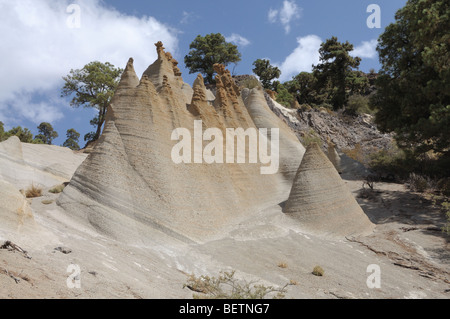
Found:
<box><xmin>313</xmin><ymin>37</ymin><xmax>361</xmax><ymax>109</ymax></box>
<box><xmin>35</xmin><ymin>122</ymin><xmax>58</xmax><ymax>145</ymax></box>
<box><xmin>252</xmin><ymin>59</ymin><xmax>281</xmax><ymax>90</ymax></box>
<box><xmin>1</xmin><ymin>126</ymin><xmax>34</xmax><ymax>143</ymax></box>
<box><xmin>371</xmin><ymin>0</ymin><xmax>450</xmax><ymax>158</ymax></box>
<box><xmin>63</xmin><ymin>128</ymin><xmax>81</xmax><ymax>151</ymax></box>
<box><xmin>184</xmin><ymin>33</ymin><xmax>241</xmax><ymax>84</ymax></box>
<box><xmin>61</xmin><ymin>61</ymin><xmax>123</xmax><ymax>142</ymax></box>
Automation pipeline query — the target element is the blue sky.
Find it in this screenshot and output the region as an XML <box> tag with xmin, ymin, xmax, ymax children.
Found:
<box><xmin>0</xmin><ymin>0</ymin><xmax>407</xmax><ymax>147</ymax></box>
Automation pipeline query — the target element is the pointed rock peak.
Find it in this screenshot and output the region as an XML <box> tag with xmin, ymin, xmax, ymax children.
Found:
<box><xmin>326</xmin><ymin>138</ymin><xmax>342</xmax><ymax>173</ymax></box>
<box><xmin>213</xmin><ymin>63</ymin><xmax>227</xmax><ymax>76</ymax></box>
<box><xmin>214</xmin><ymin>64</ymin><xmax>240</xmax><ymax>97</ymax></box>
<box><xmin>193</xmin><ymin>73</ymin><xmax>205</xmax><ymax>88</ymax></box>
<box><xmin>155</xmin><ymin>41</ymin><xmax>165</xmax><ymax>58</ymax></box>
<box><xmin>137</xmin><ymin>74</ymin><xmax>157</xmax><ymax>95</ymax></box>
<box><xmin>283</xmin><ymin>142</ymin><xmax>374</xmax><ymax>237</ymax></box>
<box><xmin>299</xmin><ymin>142</ymin><xmax>335</xmax><ymax>171</ymax></box>
<box><xmin>143</xmin><ymin>41</ymin><xmax>184</xmax><ymax>91</ymax></box>
<box><xmin>213</xmin><ymin>64</ymin><xmax>241</xmax><ymax>110</ymax></box>
<box><xmin>191</xmin><ymin>74</ymin><xmax>208</xmax><ymax>104</ymax></box>
<box><xmin>117</xmin><ymin>57</ymin><xmax>139</xmax><ymax>89</ymax></box>
<box><xmin>0</xmin><ymin>136</ymin><xmax>24</xmax><ymax>162</ymax></box>
<box><xmin>154</xmin><ymin>41</ymin><xmax>182</xmax><ymax>77</ymax></box>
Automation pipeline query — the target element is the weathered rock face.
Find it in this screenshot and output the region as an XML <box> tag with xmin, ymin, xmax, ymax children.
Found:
<box><xmin>58</xmin><ymin>42</ymin><xmax>305</xmax><ymax>243</ymax></box>
<box><xmin>0</xmin><ymin>136</ymin><xmax>87</xmax><ymax>189</ymax></box>
<box><xmin>0</xmin><ymin>180</ymin><xmax>33</xmax><ymax>233</ymax></box>
<box><xmin>283</xmin><ymin>143</ymin><xmax>374</xmax><ymax>237</ymax></box>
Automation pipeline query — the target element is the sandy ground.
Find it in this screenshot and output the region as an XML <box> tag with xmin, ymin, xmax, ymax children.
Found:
<box><xmin>1</xmin><ymin>178</ymin><xmax>449</xmax><ymax>299</ymax></box>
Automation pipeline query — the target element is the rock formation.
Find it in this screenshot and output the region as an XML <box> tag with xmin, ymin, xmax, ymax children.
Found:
<box><xmin>58</xmin><ymin>42</ymin><xmax>306</xmax><ymax>243</ymax></box>
<box><xmin>0</xmin><ymin>136</ymin><xmax>87</xmax><ymax>189</ymax></box>
<box><xmin>283</xmin><ymin>143</ymin><xmax>374</xmax><ymax>237</ymax></box>
<box><xmin>327</xmin><ymin>137</ymin><xmax>342</xmax><ymax>174</ymax></box>
<box><xmin>0</xmin><ymin>180</ymin><xmax>33</xmax><ymax>233</ymax></box>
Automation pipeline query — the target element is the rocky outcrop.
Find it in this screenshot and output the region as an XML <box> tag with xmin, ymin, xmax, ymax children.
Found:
<box><xmin>0</xmin><ymin>136</ymin><xmax>87</xmax><ymax>189</ymax></box>
<box><xmin>327</xmin><ymin>137</ymin><xmax>342</xmax><ymax>174</ymax></box>
<box><xmin>0</xmin><ymin>180</ymin><xmax>33</xmax><ymax>232</ymax></box>
<box><xmin>283</xmin><ymin>143</ymin><xmax>374</xmax><ymax>237</ymax></box>
<box><xmin>58</xmin><ymin>42</ymin><xmax>306</xmax><ymax>243</ymax></box>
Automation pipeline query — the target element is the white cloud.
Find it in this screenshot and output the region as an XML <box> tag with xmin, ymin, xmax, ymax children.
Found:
<box><xmin>180</xmin><ymin>11</ymin><xmax>196</xmax><ymax>25</ymax></box>
<box><xmin>268</xmin><ymin>9</ymin><xmax>278</xmax><ymax>23</ymax></box>
<box><xmin>268</xmin><ymin>0</ymin><xmax>302</xmax><ymax>34</ymax></box>
<box><xmin>225</xmin><ymin>34</ymin><xmax>251</xmax><ymax>47</ymax></box>
<box><xmin>0</xmin><ymin>0</ymin><xmax>178</xmax><ymax>125</ymax></box>
<box><xmin>276</xmin><ymin>35</ymin><xmax>322</xmax><ymax>82</ymax></box>
<box><xmin>0</xmin><ymin>93</ymin><xmax>64</xmax><ymax>126</ymax></box>
<box><xmin>351</xmin><ymin>39</ymin><xmax>378</xmax><ymax>59</ymax></box>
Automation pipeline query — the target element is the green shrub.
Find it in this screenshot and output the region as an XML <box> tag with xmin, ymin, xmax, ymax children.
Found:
<box><xmin>300</xmin><ymin>129</ymin><xmax>322</xmax><ymax>148</ymax></box>
<box><xmin>41</xmin><ymin>199</ymin><xmax>54</xmax><ymax>205</ymax></box>
<box><xmin>49</xmin><ymin>184</ymin><xmax>66</xmax><ymax>194</ymax></box>
<box><xmin>240</xmin><ymin>77</ymin><xmax>262</xmax><ymax>90</ymax></box>
<box><xmin>437</xmin><ymin>178</ymin><xmax>450</xmax><ymax>197</ymax></box>
<box><xmin>345</xmin><ymin>94</ymin><xmax>372</xmax><ymax>115</ymax></box>
<box><xmin>312</xmin><ymin>266</ymin><xmax>324</xmax><ymax>276</ymax></box>
<box><xmin>431</xmin><ymin>196</ymin><xmax>450</xmax><ymax>235</ymax></box>
<box><xmin>183</xmin><ymin>270</ymin><xmax>290</xmax><ymax>299</ymax></box>
<box><xmin>275</xmin><ymin>84</ymin><xmax>294</xmax><ymax>108</ymax></box>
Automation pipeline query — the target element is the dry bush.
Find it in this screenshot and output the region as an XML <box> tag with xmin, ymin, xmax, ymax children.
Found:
<box><xmin>25</xmin><ymin>184</ymin><xmax>42</xmax><ymax>198</ymax></box>
<box><xmin>183</xmin><ymin>270</ymin><xmax>291</xmax><ymax>299</ymax></box>
<box><xmin>408</xmin><ymin>173</ymin><xmax>433</xmax><ymax>193</ymax></box>
<box><xmin>41</xmin><ymin>199</ymin><xmax>54</xmax><ymax>205</ymax></box>
<box><xmin>277</xmin><ymin>262</ymin><xmax>288</xmax><ymax>269</ymax></box>
<box><xmin>342</xmin><ymin>143</ymin><xmax>366</xmax><ymax>164</ymax></box>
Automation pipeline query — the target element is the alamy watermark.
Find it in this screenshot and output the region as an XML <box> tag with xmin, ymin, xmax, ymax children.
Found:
<box><xmin>66</xmin><ymin>4</ymin><xmax>81</xmax><ymax>29</ymax></box>
<box><xmin>366</xmin><ymin>264</ymin><xmax>381</xmax><ymax>289</ymax></box>
<box><xmin>366</xmin><ymin>4</ymin><xmax>381</xmax><ymax>29</ymax></box>
<box><xmin>171</xmin><ymin>120</ymin><xmax>280</xmax><ymax>175</ymax></box>
<box><xmin>66</xmin><ymin>263</ymin><xmax>81</xmax><ymax>289</ymax></box>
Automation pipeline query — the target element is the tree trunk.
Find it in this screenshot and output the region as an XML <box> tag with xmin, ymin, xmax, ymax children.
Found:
<box><xmin>94</xmin><ymin>105</ymin><xmax>107</xmax><ymax>141</ymax></box>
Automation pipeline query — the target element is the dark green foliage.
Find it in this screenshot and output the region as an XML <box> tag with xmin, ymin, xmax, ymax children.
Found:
<box><xmin>372</xmin><ymin>0</ymin><xmax>450</xmax><ymax>161</ymax></box>
<box><xmin>313</xmin><ymin>37</ymin><xmax>361</xmax><ymax>109</ymax></box>
<box><xmin>274</xmin><ymin>83</ymin><xmax>294</xmax><ymax>107</ymax></box>
<box><xmin>346</xmin><ymin>70</ymin><xmax>370</xmax><ymax>96</ymax></box>
<box><xmin>0</xmin><ymin>121</ymin><xmax>5</xmax><ymax>142</ymax></box>
<box><xmin>62</xmin><ymin>128</ymin><xmax>80</xmax><ymax>150</ymax></box>
<box><xmin>345</xmin><ymin>94</ymin><xmax>372</xmax><ymax>115</ymax></box>
<box><xmin>35</xmin><ymin>122</ymin><xmax>58</xmax><ymax>145</ymax></box>
<box><xmin>61</xmin><ymin>61</ymin><xmax>123</xmax><ymax>142</ymax></box>
<box><xmin>184</xmin><ymin>33</ymin><xmax>241</xmax><ymax>84</ymax></box>
<box><xmin>252</xmin><ymin>59</ymin><xmax>281</xmax><ymax>89</ymax></box>
<box><xmin>2</xmin><ymin>126</ymin><xmax>34</xmax><ymax>143</ymax></box>
<box><xmin>84</xmin><ymin>132</ymin><xmax>96</xmax><ymax>143</ymax></box>
<box><xmin>287</xmin><ymin>72</ymin><xmax>320</xmax><ymax>105</ymax></box>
